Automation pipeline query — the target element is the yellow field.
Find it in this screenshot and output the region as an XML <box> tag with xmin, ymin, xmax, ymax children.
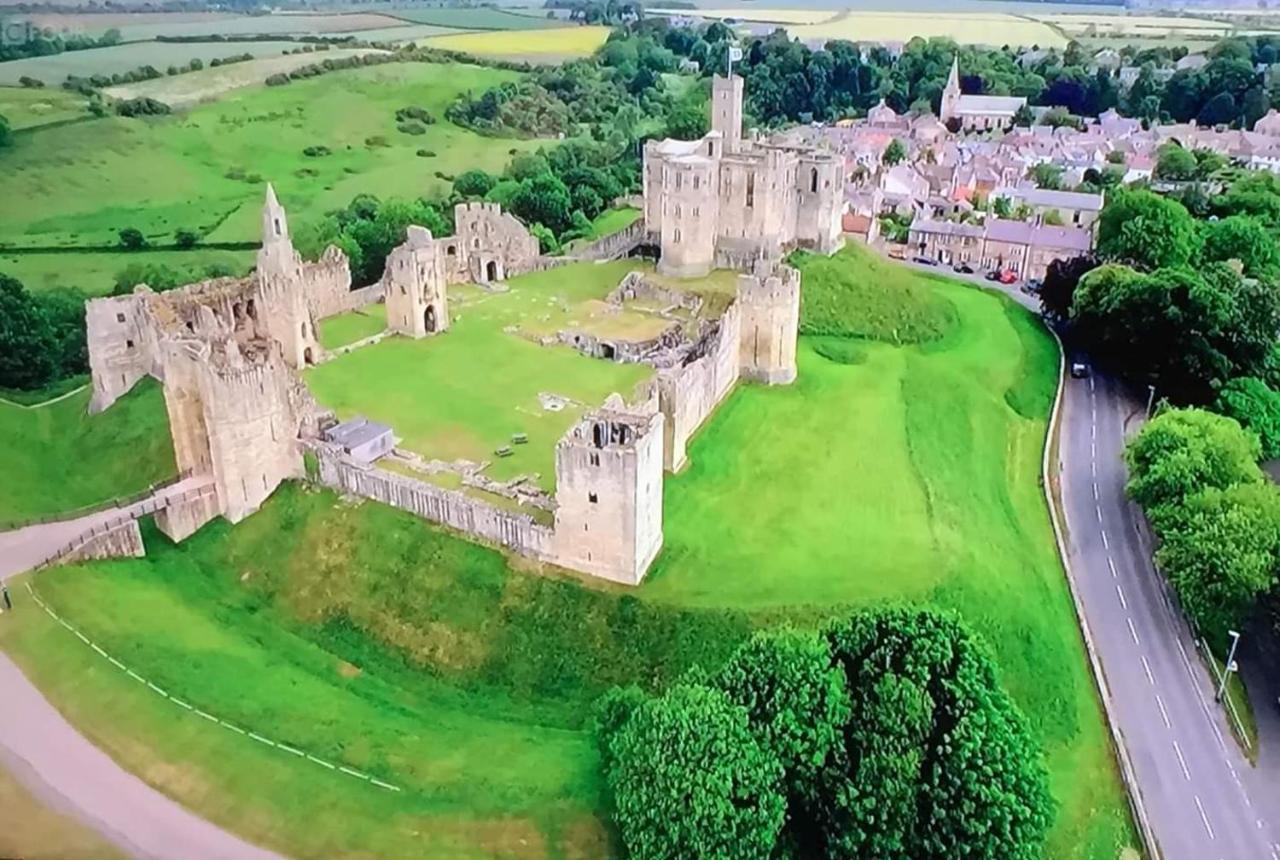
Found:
<box><xmin>787</xmin><ymin>11</ymin><xmax>1065</xmax><ymax>48</ymax></box>
<box><xmin>1034</xmin><ymin>13</ymin><xmax>1233</xmax><ymax>37</ymax></box>
<box><xmin>421</xmin><ymin>25</ymin><xmax>610</xmax><ymax>59</ymax></box>
<box><xmin>651</xmin><ymin>8</ymin><xmax>837</xmax><ymax>24</ymax></box>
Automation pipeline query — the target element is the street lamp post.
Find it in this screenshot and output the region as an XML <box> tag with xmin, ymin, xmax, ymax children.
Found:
<box><xmin>1146</xmin><ymin>384</ymin><xmax>1157</xmax><ymax>418</ymax></box>
<box><xmin>1215</xmin><ymin>629</ymin><xmax>1241</xmax><ymax>703</ymax></box>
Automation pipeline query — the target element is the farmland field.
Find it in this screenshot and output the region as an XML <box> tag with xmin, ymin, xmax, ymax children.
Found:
<box><xmin>385</xmin><ymin>7</ymin><xmax>569</xmax><ymax>30</ymax></box>
<box><xmin>0</xmin><ymin>253</ymin><xmax>1134</xmax><ymax>859</ymax></box>
<box><xmin>0</xmin><ymin>61</ymin><xmax>536</xmax><ymax>249</ymax></box>
<box><xmin>23</xmin><ymin>11</ymin><xmax>413</xmax><ymax>40</ymax></box>
<box><xmin>0</xmin><ymin>249</ymin><xmax>256</xmax><ymax>296</ymax></box>
<box><xmin>0</xmin><ymin>86</ymin><xmax>89</xmax><ymax>129</ymax></box>
<box><xmin>0</xmin><ymin>41</ymin><xmax>302</xmax><ymax>87</ymax></box>
<box><xmin>650</xmin><ymin>7</ymin><xmax>837</xmax><ymax>24</ymax></box>
<box><xmin>421</xmin><ymin>26</ymin><xmax>611</xmax><ymax>60</ymax></box>
<box><xmin>786</xmin><ymin>10</ymin><xmax>1066</xmax><ymax>47</ymax></box>
<box><xmin>101</xmin><ymin>48</ymin><xmax>388</xmax><ymax>108</ymax></box>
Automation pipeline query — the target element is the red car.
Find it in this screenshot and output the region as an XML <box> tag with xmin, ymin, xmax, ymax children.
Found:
<box><xmin>997</xmin><ymin>269</ymin><xmax>1018</xmax><ymax>284</ymax></box>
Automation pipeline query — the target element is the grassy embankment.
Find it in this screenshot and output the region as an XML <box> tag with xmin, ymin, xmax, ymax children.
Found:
<box><xmin>0</xmin><ymin>380</ymin><xmax>175</xmax><ymax>525</ymax></box>
<box><xmin>0</xmin><ymin>247</ymin><xmax>1136</xmax><ymax>858</ymax></box>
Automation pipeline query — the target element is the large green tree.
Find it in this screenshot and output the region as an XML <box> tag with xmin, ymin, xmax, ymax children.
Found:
<box><xmin>1200</xmin><ymin>214</ymin><xmax>1279</xmax><ymax>278</ymax></box>
<box><xmin>1125</xmin><ymin>407</ymin><xmax>1262</xmax><ymax>512</ymax></box>
<box><xmin>1154</xmin><ymin>143</ymin><xmax>1197</xmax><ymax>181</ymax></box>
<box><xmin>601</xmin><ymin>684</ymin><xmax>786</xmax><ymax>860</ymax></box>
<box><xmin>0</xmin><ymin>274</ymin><xmax>56</xmax><ymax>390</ymax></box>
<box><xmin>1215</xmin><ymin>376</ymin><xmax>1280</xmax><ymax>460</ymax></box>
<box><xmin>1096</xmin><ymin>189</ymin><xmax>1200</xmax><ymax>270</ymax></box>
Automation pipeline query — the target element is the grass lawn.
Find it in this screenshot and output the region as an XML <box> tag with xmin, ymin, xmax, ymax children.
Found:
<box><xmin>0</xmin><ymin>61</ymin><xmax>534</xmax><ymax>249</ymax></box>
<box><xmin>0</xmin><ymin>86</ymin><xmax>90</xmax><ymax>130</ymax></box>
<box><xmin>0</xmin><ymin>760</ymin><xmax>125</xmax><ymax>859</ymax></box>
<box><xmin>305</xmin><ymin>261</ymin><xmax>653</xmax><ymax>491</ymax></box>
<box><xmin>318</xmin><ymin>302</ymin><xmax>387</xmax><ymax>350</ymax></box>
<box><xmin>421</xmin><ymin>26</ymin><xmax>611</xmax><ymax>61</ymax></box>
<box><xmin>0</xmin><ymin>256</ymin><xmax>1134</xmax><ymax>858</ymax></box>
<box><xmin>0</xmin><ymin>380</ymin><xmax>175</xmax><ymax>525</ymax></box>
<box><xmin>584</xmin><ymin>206</ymin><xmax>640</xmax><ymax>239</ymax></box>
<box><xmin>0</xmin><ymin>248</ymin><xmax>256</xmax><ymax>296</ymax></box>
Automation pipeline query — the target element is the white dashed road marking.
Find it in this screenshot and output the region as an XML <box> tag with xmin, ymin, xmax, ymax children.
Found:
<box><xmin>1155</xmin><ymin>694</ymin><xmax>1172</xmax><ymax>729</ymax></box>
<box><xmin>1127</xmin><ymin>617</ymin><xmax>1140</xmax><ymax>645</ymax></box>
<box><xmin>1116</xmin><ymin>583</ymin><xmax>1128</xmax><ymax>609</ymax></box>
<box><xmin>1108</xmin><ymin>557</ymin><xmax>1117</xmax><ymax>578</ymax></box>
<box><xmin>1195</xmin><ymin>796</ymin><xmax>1216</xmax><ymax>840</ymax></box>
<box><xmin>1174</xmin><ymin>741</ymin><xmax>1191</xmax><ymax>780</ymax></box>
<box><xmin>1141</xmin><ymin>654</ymin><xmax>1155</xmax><ymax>685</ymax></box>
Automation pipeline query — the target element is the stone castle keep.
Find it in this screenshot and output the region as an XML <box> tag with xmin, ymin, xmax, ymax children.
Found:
<box><xmin>85</xmin><ymin>74</ymin><xmax>838</xmax><ymax>584</ymax></box>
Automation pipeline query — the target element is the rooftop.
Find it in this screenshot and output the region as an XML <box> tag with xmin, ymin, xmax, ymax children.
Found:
<box><xmin>326</xmin><ymin>416</ymin><xmax>394</xmax><ymax>450</ymax></box>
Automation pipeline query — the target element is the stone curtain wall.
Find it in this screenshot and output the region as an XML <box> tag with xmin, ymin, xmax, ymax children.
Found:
<box><xmin>311</xmin><ymin>283</ymin><xmax>384</xmax><ymax>322</ymax></box>
<box><xmin>656</xmin><ymin>301</ymin><xmax>742</xmax><ymax>472</ymax></box>
<box><xmin>572</xmin><ymin>219</ymin><xmax>647</xmax><ymax>262</ymax></box>
<box><xmin>300</xmin><ymin>246</ymin><xmax>360</xmax><ymax>321</ymax></box>
<box><xmin>62</xmin><ymin>519</ymin><xmax>146</xmax><ymax>564</ymax></box>
<box><xmin>314</xmin><ymin>446</ymin><xmax>554</xmax><ymax>560</ymax></box>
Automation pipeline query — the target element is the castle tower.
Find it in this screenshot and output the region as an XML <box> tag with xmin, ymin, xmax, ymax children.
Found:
<box><xmin>552</xmin><ymin>397</ymin><xmax>664</xmax><ymax>585</ymax></box>
<box><xmin>384</xmin><ymin>226</ymin><xmax>449</xmax><ymax>338</ymax></box>
<box><xmin>657</xmin><ymin>157</ymin><xmax>719</xmax><ymax>278</ymax></box>
<box><xmin>711</xmin><ymin>74</ymin><xmax>744</xmax><ymax>154</ymax></box>
<box><xmin>738</xmin><ymin>263</ymin><xmax>801</xmax><ymax>385</ymax></box>
<box><xmin>794</xmin><ymin>153</ymin><xmax>846</xmax><ymax>254</ymax></box>
<box><xmin>940</xmin><ymin>56</ymin><xmax>962</xmax><ymax>123</ymax></box>
<box><xmin>257</xmin><ymin>184</ymin><xmax>299</xmax><ymax>281</ymax></box>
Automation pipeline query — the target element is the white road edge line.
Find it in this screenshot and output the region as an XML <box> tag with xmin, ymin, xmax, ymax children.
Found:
<box><xmin>1102</xmin><ymin>530</ymin><xmax>1110</xmax><ymax>550</ymax></box>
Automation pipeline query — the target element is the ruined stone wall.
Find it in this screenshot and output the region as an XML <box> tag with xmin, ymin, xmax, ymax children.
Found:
<box><xmin>453</xmin><ymin>202</ymin><xmax>540</xmax><ymax>283</ymax></box>
<box><xmin>61</xmin><ymin>519</ymin><xmax>146</xmax><ymax>564</ymax></box>
<box><xmin>794</xmin><ymin>153</ymin><xmax>845</xmax><ymax>254</ymax></box>
<box><xmin>572</xmin><ymin>218</ymin><xmax>647</xmax><ymax>262</ymax></box>
<box><xmin>551</xmin><ymin>406</ymin><xmax>664</xmax><ymax>585</ymax></box>
<box><xmin>738</xmin><ymin>264</ymin><xmax>801</xmax><ymax>385</ymax></box>
<box><xmin>255</xmin><ymin>273</ymin><xmax>321</xmax><ymax>368</ymax></box>
<box><xmin>383</xmin><ymin>226</ymin><xmax>450</xmax><ymax>339</ymax></box>
<box><xmin>302</xmin><ymin>246</ymin><xmax>367</xmax><ymax>321</ymax></box>
<box><xmin>160</xmin><ymin>341</ymin><xmax>216</xmax><ymax>479</ymax></box>
<box><xmin>86</xmin><ymin>293</ymin><xmax>156</xmax><ymax>414</ymax></box>
<box><xmin>314</xmin><ymin>445</ymin><xmax>554</xmax><ymax>558</ymax></box>
<box><xmin>656</xmin><ymin>301</ymin><xmax>741</xmax><ymax>472</ymax></box>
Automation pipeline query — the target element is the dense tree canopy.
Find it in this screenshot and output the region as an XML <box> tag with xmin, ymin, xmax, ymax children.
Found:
<box><xmin>595</xmin><ymin>610</ymin><xmax>1053</xmax><ymax>860</ymax></box>
<box><xmin>1200</xmin><ymin>214</ymin><xmax>1280</xmax><ymax>278</ymax></box>
<box><xmin>0</xmin><ymin>275</ymin><xmax>88</xmax><ymax>392</ymax></box>
<box><xmin>1096</xmin><ymin>189</ymin><xmax>1200</xmax><ymax>271</ymax></box>
<box><xmin>1215</xmin><ymin>376</ymin><xmax>1280</xmax><ymax>460</ymax></box>
<box><xmin>1125</xmin><ymin>408</ymin><xmax>1262</xmax><ymax>511</ymax></box>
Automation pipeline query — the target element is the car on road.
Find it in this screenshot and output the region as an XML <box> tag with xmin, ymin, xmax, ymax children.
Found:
<box><xmin>997</xmin><ymin>269</ymin><xmax>1018</xmax><ymax>284</ymax></box>
<box><xmin>984</xmin><ymin>270</ymin><xmax>1001</xmax><ymax>282</ymax></box>
<box><xmin>952</xmin><ymin>262</ymin><xmax>975</xmax><ymax>274</ymax></box>
<box><xmin>1070</xmin><ymin>362</ymin><xmax>1090</xmax><ymax>378</ymax></box>
<box><xmin>911</xmin><ymin>256</ymin><xmax>938</xmax><ymax>266</ymax></box>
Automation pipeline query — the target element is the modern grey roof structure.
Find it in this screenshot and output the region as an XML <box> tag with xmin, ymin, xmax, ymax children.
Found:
<box><xmin>992</xmin><ymin>186</ymin><xmax>1105</xmax><ymax>212</ymax></box>
<box><xmin>325</xmin><ymin>416</ymin><xmax>393</xmax><ymax>450</ymax></box>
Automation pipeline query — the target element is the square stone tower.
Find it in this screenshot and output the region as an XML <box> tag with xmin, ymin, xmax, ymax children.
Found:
<box><xmin>383</xmin><ymin>226</ymin><xmax>450</xmax><ymax>338</ymax></box>
<box><xmin>738</xmin><ymin>263</ymin><xmax>801</xmax><ymax>384</ymax></box>
<box><xmin>552</xmin><ymin>397</ymin><xmax>664</xmax><ymax>585</ymax></box>
<box><xmin>711</xmin><ymin>74</ymin><xmax>744</xmax><ymax>153</ymax></box>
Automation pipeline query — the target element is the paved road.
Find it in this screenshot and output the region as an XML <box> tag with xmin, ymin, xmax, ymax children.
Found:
<box><xmin>0</xmin><ymin>479</ymin><xmax>282</xmax><ymax>859</ymax></box>
<box><xmin>0</xmin><ymin>655</ymin><xmax>282</xmax><ymax>860</ymax></box>
<box><xmin>907</xmin><ymin>259</ymin><xmax>1280</xmax><ymax>859</ymax></box>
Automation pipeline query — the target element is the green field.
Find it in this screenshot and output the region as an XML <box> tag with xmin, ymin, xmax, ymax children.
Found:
<box><xmin>0</xmin><ymin>61</ymin><xmax>535</xmax><ymax>249</ymax></box>
<box><xmin>388</xmin><ymin>7</ymin><xmax>568</xmax><ymax>30</ymax></box>
<box><xmin>0</xmin><ymin>381</ymin><xmax>175</xmax><ymax>525</ymax></box>
<box><xmin>0</xmin><ymin>41</ymin><xmax>303</xmax><ymax>87</ymax></box>
<box><xmin>421</xmin><ymin>26</ymin><xmax>611</xmax><ymax>60</ymax></box>
<box><xmin>0</xmin><ymin>254</ymin><xmax>1134</xmax><ymax>859</ymax></box>
<box><xmin>0</xmin><ymin>86</ymin><xmax>90</xmax><ymax>130</ymax></box>
<box><xmin>305</xmin><ymin>261</ymin><xmax>654</xmax><ymax>491</ymax></box>
<box><xmin>318</xmin><ymin>302</ymin><xmax>387</xmax><ymax>350</ymax></box>
<box><xmin>0</xmin><ymin>248</ymin><xmax>256</xmax><ymax>296</ymax></box>
<box><xmin>27</xmin><ymin>11</ymin><xmax>416</xmax><ymax>41</ymax></box>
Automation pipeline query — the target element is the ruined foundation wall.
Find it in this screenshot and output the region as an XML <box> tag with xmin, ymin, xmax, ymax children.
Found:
<box><xmin>86</xmin><ymin>293</ymin><xmax>156</xmax><ymax>413</ymax></box>
<box><xmin>315</xmin><ymin>446</ymin><xmax>554</xmax><ymax>558</ymax></box>
<box><xmin>62</xmin><ymin>519</ymin><xmax>146</xmax><ymax>564</ymax></box>
<box><xmin>302</xmin><ymin>246</ymin><xmax>375</xmax><ymax>321</ymax></box>
<box><xmin>656</xmin><ymin>301</ymin><xmax>741</xmax><ymax>472</ymax></box>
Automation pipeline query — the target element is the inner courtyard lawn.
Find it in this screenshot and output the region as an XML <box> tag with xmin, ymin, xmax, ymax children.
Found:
<box><xmin>0</xmin><ymin>381</ymin><xmax>175</xmax><ymax>526</ymax></box>
<box><xmin>0</xmin><ymin>62</ymin><xmax>534</xmax><ymax>250</ymax></box>
<box><xmin>318</xmin><ymin>302</ymin><xmax>387</xmax><ymax>350</ymax></box>
<box><xmin>304</xmin><ymin>261</ymin><xmax>658</xmax><ymax>490</ymax></box>
<box><xmin>0</xmin><ymin>263</ymin><xmax>1135</xmax><ymax>859</ymax></box>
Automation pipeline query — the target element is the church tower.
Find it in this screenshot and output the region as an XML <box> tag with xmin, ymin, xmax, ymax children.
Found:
<box><xmin>940</xmin><ymin>56</ymin><xmax>962</xmax><ymax>123</ymax></box>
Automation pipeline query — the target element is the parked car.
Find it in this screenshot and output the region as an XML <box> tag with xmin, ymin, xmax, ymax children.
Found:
<box><xmin>1025</xmin><ymin>278</ymin><xmax>1042</xmax><ymax>292</ymax></box>
<box><xmin>912</xmin><ymin>256</ymin><xmax>938</xmax><ymax>266</ymax></box>
<box><xmin>998</xmin><ymin>269</ymin><xmax>1018</xmax><ymax>284</ymax></box>
<box><xmin>952</xmin><ymin>262</ymin><xmax>975</xmax><ymax>274</ymax></box>
<box><xmin>984</xmin><ymin>270</ymin><xmax>1001</xmax><ymax>282</ymax></box>
<box><xmin>1070</xmin><ymin>362</ymin><xmax>1090</xmax><ymax>379</ymax></box>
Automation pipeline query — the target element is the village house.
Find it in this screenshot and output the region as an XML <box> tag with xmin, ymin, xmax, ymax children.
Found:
<box><xmin>908</xmin><ymin>217</ymin><xmax>1093</xmax><ymax>280</ymax></box>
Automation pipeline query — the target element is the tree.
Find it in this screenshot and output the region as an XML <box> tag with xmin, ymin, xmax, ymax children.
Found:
<box><xmin>882</xmin><ymin>138</ymin><xmax>907</xmax><ymax>166</ymax></box>
<box><xmin>1030</xmin><ymin>161</ymin><xmax>1064</xmax><ymax>190</ymax></box>
<box><xmin>1012</xmin><ymin>103</ymin><xmax>1035</xmax><ymax>127</ymax></box>
<box><xmin>453</xmin><ymin>169</ymin><xmax>495</xmax><ymax>199</ymax></box>
<box><xmin>1039</xmin><ymin>254</ymin><xmax>1097</xmax><ymax>323</ymax></box>
<box><xmin>1197</xmin><ymin>91</ymin><xmax>1237</xmax><ymax>127</ymax></box>
<box><xmin>1096</xmin><ymin>189</ymin><xmax>1200</xmax><ymax>270</ymax></box>
<box><xmin>816</xmin><ymin>608</ymin><xmax>1053</xmax><ymax>860</ymax></box>
<box><xmin>713</xmin><ymin>630</ymin><xmax>849</xmax><ymax>801</ymax></box>
<box><xmin>1157</xmin><ymin>482</ymin><xmax>1280</xmax><ymax>643</ymax></box>
<box><xmin>1215</xmin><ymin>377</ymin><xmax>1280</xmax><ymax>460</ymax></box>
<box><xmin>0</xmin><ymin>113</ymin><xmax>10</xmax><ymax>149</ymax></box>
<box><xmin>1125</xmin><ymin>408</ymin><xmax>1262</xmax><ymax>513</ymax></box>
<box><xmin>173</xmin><ymin>228</ymin><xmax>199</xmax><ymax>249</ymax></box>
<box><xmin>1154</xmin><ymin>143</ymin><xmax>1197</xmax><ymax>181</ymax></box>
<box><xmin>601</xmin><ymin>684</ymin><xmax>786</xmax><ymax>860</ymax></box>
<box><xmin>511</xmin><ymin>172</ymin><xmax>573</xmax><ymax>235</ymax></box>
<box><xmin>0</xmin><ymin>274</ymin><xmax>56</xmax><ymax>390</ymax></box>
<box><xmin>1200</xmin><ymin>215</ymin><xmax>1279</xmax><ymax>278</ymax></box>
<box><xmin>118</xmin><ymin>227</ymin><xmax>147</xmax><ymax>250</ymax></box>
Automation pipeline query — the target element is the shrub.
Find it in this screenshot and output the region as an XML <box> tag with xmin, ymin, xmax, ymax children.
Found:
<box><xmin>364</xmin><ymin>135</ymin><xmax>389</xmax><ymax>148</ymax></box>
<box><xmin>118</xmin><ymin>227</ymin><xmax>147</xmax><ymax>250</ymax></box>
<box><xmin>396</xmin><ymin>121</ymin><xmax>427</xmax><ymax>135</ymax></box>
<box><xmin>415</xmin><ymin>149</ymin><xmax>436</xmax><ymax>158</ymax></box>
<box><xmin>115</xmin><ymin>97</ymin><xmax>171</xmax><ymax>117</ymax></box>
<box><xmin>18</xmin><ymin>76</ymin><xmax>44</xmax><ymax>88</ymax></box>
<box><xmin>173</xmin><ymin>229</ymin><xmax>200</xmax><ymax>249</ymax></box>
<box><xmin>394</xmin><ymin>105</ymin><xmax>436</xmax><ymax>124</ymax></box>
<box><xmin>302</xmin><ymin>145</ymin><xmax>331</xmax><ymax>158</ymax></box>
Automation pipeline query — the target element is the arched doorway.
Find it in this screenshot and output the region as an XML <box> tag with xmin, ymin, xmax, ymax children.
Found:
<box><xmin>485</xmin><ymin>260</ymin><xmax>499</xmax><ymax>283</ymax></box>
<box><xmin>424</xmin><ymin>305</ymin><xmax>437</xmax><ymax>333</ymax></box>
<box><xmin>303</xmin><ymin>347</ymin><xmax>314</xmax><ymax>365</ymax></box>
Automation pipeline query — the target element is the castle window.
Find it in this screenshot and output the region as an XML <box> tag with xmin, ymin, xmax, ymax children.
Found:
<box><xmin>694</xmin><ymin>207</ymin><xmax>699</xmax><ymax>218</ymax></box>
<box><xmin>675</xmin><ymin>172</ymin><xmax>682</xmax><ymax>191</ymax></box>
<box><xmin>116</xmin><ymin>312</ymin><xmax>126</xmax><ymax>323</ymax></box>
<box><xmin>746</xmin><ymin>174</ymin><xmax>755</xmax><ymax>208</ymax></box>
<box><xmin>246</xmin><ymin>299</ymin><xmax>256</xmax><ymax>319</ymax></box>
<box><xmin>588</xmin><ymin>492</ymin><xmax>598</xmax><ymax>504</ymax></box>
<box><xmin>447</xmin><ymin>245</ymin><xmax>457</xmax><ymax>256</ymax></box>
<box><xmin>810</xmin><ymin>167</ymin><xmax>818</xmax><ymax>193</ymax></box>
<box><xmin>300</xmin><ymin>322</ymin><xmax>306</xmax><ymax>339</ymax></box>
<box><xmin>693</xmin><ymin>174</ymin><xmax>700</xmax><ymax>190</ymax></box>
<box><xmin>126</xmin><ymin>339</ymin><xmax>134</xmax><ymax>350</ymax></box>
<box><xmin>674</xmin><ymin>228</ymin><xmax>682</xmax><ymax>243</ymax></box>
<box><xmin>274</xmin><ymin>218</ymin><xmax>281</xmax><ymax>237</ymax></box>
<box><xmin>590</xmin><ymin>452</ymin><xmax>599</xmax><ymax>466</ymax></box>
<box><xmin>707</xmin><ymin>141</ymin><xmax>714</xmax><ymax>156</ymax></box>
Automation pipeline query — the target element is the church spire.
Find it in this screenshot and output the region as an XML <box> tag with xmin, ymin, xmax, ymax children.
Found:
<box><xmin>262</xmin><ymin>182</ymin><xmax>289</xmax><ymax>244</ymax></box>
<box><xmin>946</xmin><ymin>55</ymin><xmax>960</xmax><ymax>96</ymax></box>
<box><xmin>257</xmin><ymin>182</ymin><xmax>297</xmax><ymax>279</ymax></box>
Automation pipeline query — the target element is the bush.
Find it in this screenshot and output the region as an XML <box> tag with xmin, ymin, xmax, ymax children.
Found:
<box><xmin>173</xmin><ymin>229</ymin><xmax>200</xmax><ymax>249</ymax></box>
<box><xmin>453</xmin><ymin>169</ymin><xmax>496</xmax><ymax>198</ymax></box>
<box><xmin>302</xmin><ymin>145</ymin><xmax>331</xmax><ymax>158</ymax></box>
<box><xmin>1215</xmin><ymin>377</ymin><xmax>1280</xmax><ymax>460</ymax></box>
<box><xmin>364</xmin><ymin>135</ymin><xmax>389</xmax><ymax>148</ymax></box>
<box><xmin>118</xmin><ymin>227</ymin><xmax>147</xmax><ymax>250</ymax></box>
<box><xmin>396</xmin><ymin>121</ymin><xmax>427</xmax><ymax>135</ymax></box>
<box><xmin>265</xmin><ymin>73</ymin><xmax>290</xmax><ymax>87</ymax></box>
<box><xmin>18</xmin><ymin>76</ymin><xmax>44</xmax><ymax>88</ymax></box>
<box><xmin>394</xmin><ymin>105</ymin><xmax>436</xmax><ymax>124</ymax></box>
<box><xmin>115</xmin><ymin>97</ymin><xmax>171</xmax><ymax>117</ymax></box>
<box><xmin>415</xmin><ymin>149</ymin><xmax>436</xmax><ymax>158</ymax></box>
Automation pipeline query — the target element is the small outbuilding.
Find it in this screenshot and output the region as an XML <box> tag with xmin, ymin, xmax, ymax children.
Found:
<box><xmin>325</xmin><ymin>416</ymin><xmax>395</xmax><ymax>464</ymax></box>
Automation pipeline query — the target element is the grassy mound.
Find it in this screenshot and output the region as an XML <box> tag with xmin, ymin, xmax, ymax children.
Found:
<box><xmin>793</xmin><ymin>242</ymin><xmax>958</xmax><ymax>344</ymax></box>
<box><xmin>0</xmin><ymin>380</ymin><xmax>175</xmax><ymax>525</ymax></box>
